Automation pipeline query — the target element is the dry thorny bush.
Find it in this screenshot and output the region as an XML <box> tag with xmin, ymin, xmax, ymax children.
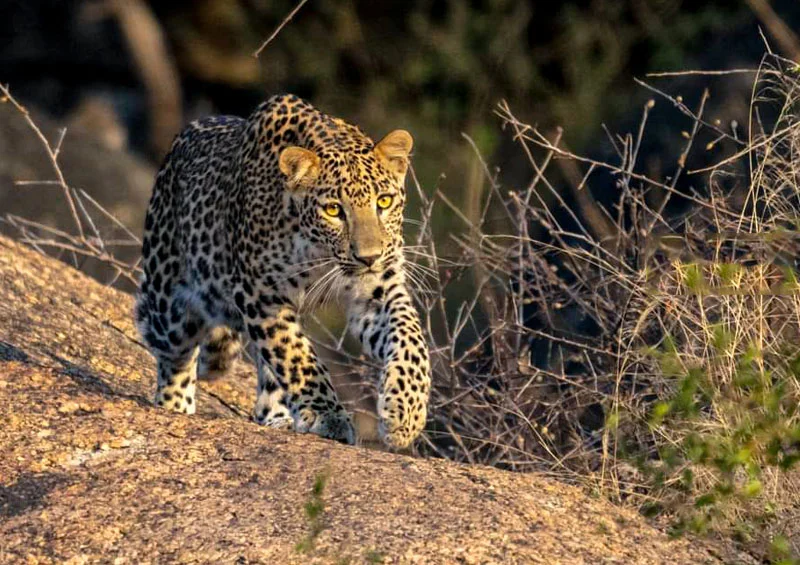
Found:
<box><xmin>0</xmin><ymin>83</ymin><xmax>143</xmax><ymax>288</ymax></box>
<box><xmin>3</xmin><ymin>53</ymin><xmax>800</xmax><ymax>558</ymax></box>
<box><xmin>409</xmin><ymin>53</ymin><xmax>800</xmax><ymax>557</ymax></box>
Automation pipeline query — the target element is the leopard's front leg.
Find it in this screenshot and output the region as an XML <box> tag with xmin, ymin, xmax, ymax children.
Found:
<box><xmin>243</xmin><ymin>297</ymin><xmax>355</xmax><ymax>444</ymax></box>
<box><xmin>349</xmin><ymin>269</ymin><xmax>431</xmax><ymax>448</ymax></box>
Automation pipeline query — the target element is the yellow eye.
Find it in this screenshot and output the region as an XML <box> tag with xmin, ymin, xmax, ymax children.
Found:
<box><xmin>376</xmin><ymin>195</ymin><xmax>394</xmax><ymax>210</ymax></box>
<box><xmin>324</xmin><ymin>202</ymin><xmax>342</xmax><ymax>218</ymax></box>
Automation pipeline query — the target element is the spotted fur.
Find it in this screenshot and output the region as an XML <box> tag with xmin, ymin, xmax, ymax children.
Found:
<box><xmin>134</xmin><ymin>94</ymin><xmax>431</xmax><ymax>448</ymax></box>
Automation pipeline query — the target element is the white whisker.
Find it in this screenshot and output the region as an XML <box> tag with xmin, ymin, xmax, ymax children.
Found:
<box><xmin>302</xmin><ymin>267</ymin><xmax>334</xmax><ymax>311</ymax></box>
<box><xmin>322</xmin><ymin>268</ymin><xmax>344</xmax><ymax>308</ymax></box>
<box><xmin>403</xmin><ymin>266</ymin><xmax>435</xmax><ymax>298</ymax></box>
<box><xmin>405</xmin><ymin>260</ymin><xmax>439</xmax><ymax>284</ymax></box>
<box><xmin>303</xmin><ymin>264</ymin><xmax>342</xmax><ymax>313</ymax></box>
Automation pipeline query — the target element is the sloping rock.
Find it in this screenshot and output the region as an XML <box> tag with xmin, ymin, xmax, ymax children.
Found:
<box><xmin>0</xmin><ymin>235</ymin><xmax>744</xmax><ymax>564</ymax></box>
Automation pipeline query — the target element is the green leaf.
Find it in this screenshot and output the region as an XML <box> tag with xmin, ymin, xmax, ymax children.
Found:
<box><xmin>605</xmin><ymin>411</ymin><xmax>620</xmax><ymax>430</ymax></box>
<box><xmin>649</xmin><ymin>402</ymin><xmax>671</xmax><ymax>426</ymax></box>
<box><xmin>770</xmin><ymin>535</ymin><xmax>792</xmax><ymax>560</ymax></box>
<box><xmin>694</xmin><ymin>493</ymin><xmax>716</xmax><ymax>508</ymax></box>
<box><xmin>682</xmin><ymin>262</ymin><xmax>707</xmax><ymax>294</ymax></box>
<box><xmin>741</xmin><ymin>479</ymin><xmax>762</xmax><ymax>498</ymax></box>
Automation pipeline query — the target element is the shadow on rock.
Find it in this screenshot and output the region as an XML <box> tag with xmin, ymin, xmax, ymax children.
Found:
<box><xmin>0</xmin><ymin>472</ymin><xmax>72</xmax><ymax>518</ymax></box>
<box><xmin>48</xmin><ymin>353</ymin><xmax>152</xmax><ymax>409</ymax></box>
<box><xmin>0</xmin><ymin>341</ymin><xmax>33</xmax><ymax>364</ymax></box>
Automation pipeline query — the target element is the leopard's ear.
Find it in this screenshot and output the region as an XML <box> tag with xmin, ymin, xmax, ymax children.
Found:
<box><xmin>374</xmin><ymin>130</ymin><xmax>413</xmax><ymax>177</ymax></box>
<box><xmin>279</xmin><ymin>147</ymin><xmax>320</xmax><ymax>190</ymax></box>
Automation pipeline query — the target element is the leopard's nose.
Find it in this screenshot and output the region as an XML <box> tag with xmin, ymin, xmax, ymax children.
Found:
<box><xmin>353</xmin><ymin>250</ymin><xmax>381</xmax><ymax>267</ymax></box>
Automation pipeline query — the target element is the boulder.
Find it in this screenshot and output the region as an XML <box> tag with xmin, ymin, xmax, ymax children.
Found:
<box><xmin>0</xmin><ymin>236</ymin><xmax>746</xmax><ymax>564</ymax></box>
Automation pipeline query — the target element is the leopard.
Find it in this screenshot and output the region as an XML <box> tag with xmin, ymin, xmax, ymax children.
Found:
<box><xmin>134</xmin><ymin>94</ymin><xmax>431</xmax><ymax>448</ymax></box>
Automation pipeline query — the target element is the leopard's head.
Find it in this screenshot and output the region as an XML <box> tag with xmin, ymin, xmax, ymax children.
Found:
<box><xmin>279</xmin><ymin>129</ymin><xmax>412</xmax><ymax>279</ymax></box>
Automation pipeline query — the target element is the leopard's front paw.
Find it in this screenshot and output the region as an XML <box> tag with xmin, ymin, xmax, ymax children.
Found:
<box><xmin>378</xmin><ymin>411</ymin><xmax>425</xmax><ymax>449</ymax></box>
<box><xmin>378</xmin><ymin>365</ymin><xmax>430</xmax><ymax>448</ymax></box>
<box><xmin>255</xmin><ymin>412</ymin><xmax>295</xmax><ymax>431</ymax></box>
<box><xmin>253</xmin><ymin>395</ymin><xmax>294</xmax><ymax>430</ymax></box>
<box><xmin>295</xmin><ymin>408</ymin><xmax>356</xmax><ymax>445</ymax></box>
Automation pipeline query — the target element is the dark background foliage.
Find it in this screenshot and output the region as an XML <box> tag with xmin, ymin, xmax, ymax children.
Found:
<box><xmin>2</xmin><ymin>0</ymin><xmax>798</xmax><ymax>211</ymax></box>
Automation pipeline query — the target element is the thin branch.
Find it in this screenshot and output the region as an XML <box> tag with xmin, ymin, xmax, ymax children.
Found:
<box><xmin>253</xmin><ymin>0</ymin><xmax>310</xmax><ymax>58</ymax></box>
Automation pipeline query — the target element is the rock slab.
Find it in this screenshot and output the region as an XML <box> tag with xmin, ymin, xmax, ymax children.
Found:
<box><xmin>0</xmin><ymin>236</ymin><xmax>740</xmax><ymax>564</ymax></box>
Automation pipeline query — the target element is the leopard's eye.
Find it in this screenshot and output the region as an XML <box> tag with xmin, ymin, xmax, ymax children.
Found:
<box><xmin>376</xmin><ymin>195</ymin><xmax>394</xmax><ymax>210</ymax></box>
<box><xmin>323</xmin><ymin>202</ymin><xmax>343</xmax><ymax>218</ymax></box>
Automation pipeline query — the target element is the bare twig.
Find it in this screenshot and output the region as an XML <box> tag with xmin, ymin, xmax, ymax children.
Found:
<box><xmin>1</xmin><ymin>84</ymin><xmax>84</xmax><ymax>240</ymax></box>
<box><xmin>253</xmin><ymin>0</ymin><xmax>310</xmax><ymax>58</ymax></box>
<box><xmin>647</xmin><ymin>69</ymin><xmax>759</xmax><ymax>78</ymax></box>
<box><xmin>1</xmin><ymin>84</ymin><xmax>143</xmax><ymax>285</ymax></box>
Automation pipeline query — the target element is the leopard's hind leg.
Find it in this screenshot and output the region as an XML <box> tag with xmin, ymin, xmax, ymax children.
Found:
<box><xmin>198</xmin><ymin>326</ymin><xmax>242</xmax><ymax>380</ymax></box>
<box><xmin>136</xmin><ymin>283</ymin><xmax>209</xmax><ymax>414</ymax></box>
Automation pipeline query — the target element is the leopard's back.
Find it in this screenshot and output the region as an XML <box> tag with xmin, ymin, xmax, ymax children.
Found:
<box><xmin>136</xmin><ymin>115</ymin><xmax>246</xmax><ymax>345</ymax></box>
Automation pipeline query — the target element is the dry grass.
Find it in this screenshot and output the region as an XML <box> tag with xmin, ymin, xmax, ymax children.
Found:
<box><xmin>391</xmin><ymin>53</ymin><xmax>800</xmax><ymax>559</ymax></box>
